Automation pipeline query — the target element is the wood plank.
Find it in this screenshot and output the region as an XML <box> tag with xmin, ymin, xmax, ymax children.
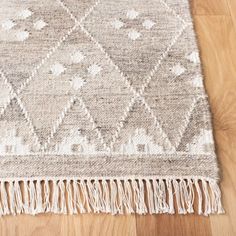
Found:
<box><xmin>0</xmin><ymin>214</ymin><xmax>137</xmax><ymax>236</ymax></box>
<box><xmin>194</xmin><ymin>14</ymin><xmax>236</xmax><ymax>236</ymax></box>
<box><xmin>227</xmin><ymin>0</ymin><xmax>236</xmax><ymax>29</ymax></box>
<box><xmin>136</xmin><ymin>214</ymin><xmax>212</xmax><ymax>236</ymax></box>
<box><xmin>192</xmin><ymin>0</ymin><xmax>230</xmax><ymax>15</ymax></box>
<box><xmin>0</xmin><ymin>215</ymin><xmax>62</xmax><ymax>236</ymax></box>
<box><xmin>66</xmin><ymin>214</ymin><xmax>137</xmax><ymax>236</ymax></box>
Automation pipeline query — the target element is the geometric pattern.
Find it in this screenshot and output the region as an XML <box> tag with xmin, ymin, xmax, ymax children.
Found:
<box><xmin>83</xmin><ymin>0</ymin><xmax>184</xmax><ymax>90</ymax></box>
<box><xmin>0</xmin><ymin>0</ymin><xmax>216</xmax><ymax>158</ymax></box>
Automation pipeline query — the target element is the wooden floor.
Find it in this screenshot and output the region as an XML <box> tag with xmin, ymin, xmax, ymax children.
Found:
<box><xmin>1</xmin><ymin>0</ymin><xmax>236</xmax><ymax>235</ymax></box>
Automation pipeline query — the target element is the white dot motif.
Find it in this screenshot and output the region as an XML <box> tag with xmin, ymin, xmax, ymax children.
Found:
<box><xmin>186</xmin><ymin>51</ymin><xmax>200</xmax><ymax>64</ymax></box>
<box><xmin>142</xmin><ymin>19</ymin><xmax>155</xmax><ymax>30</ymax></box>
<box><xmin>171</xmin><ymin>64</ymin><xmax>186</xmax><ymax>76</ymax></box>
<box><xmin>128</xmin><ymin>30</ymin><xmax>141</xmax><ymax>41</ymax></box>
<box><xmin>71</xmin><ymin>76</ymin><xmax>86</xmax><ymax>91</ymax></box>
<box><xmin>87</xmin><ymin>64</ymin><xmax>102</xmax><ymax>77</ymax></box>
<box><xmin>1</xmin><ymin>9</ymin><xmax>49</xmax><ymax>42</ymax></box>
<box><xmin>16</xmin><ymin>31</ymin><xmax>29</xmax><ymax>41</ymax></box>
<box><xmin>111</xmin><ymin>19</ymin><xmax>124</xmax><ymax>30</ymax></box>
<box><xmin>191</xmin><ymin>75</ymin><xmax>203</xmax><ymax>87</ymax></box>
<box><xmin>33</xmin><ymin>19</ymin><xmax>47</xmax><ymax>30</ymax></box>
<box><xmin>71</xmin><ymin>51</ymin><xmax>84</xmax><ymax>64</ymax></box>
<box><xmin>110</xmin><ymin>9</ymin><xmax>155</xmax><ymax>41</ymax></box>
<box><xmin>18</xmin><ymin>9</ymin><xmax>33</xmax><ymax>19</ymax></box>
<box><xmin>127</xmin><ymin>9</ymin><xmax>139</xmax><ymax>20</ymax></box>
<box><xmin>50</xmin><ymin>63</ymin><xmax>66</xmax><ymax>76</ymax></box>
<box><xmin>1</xmin><ymin>19</ymin><xmax>16</xmax><ymax>30</ymax></box>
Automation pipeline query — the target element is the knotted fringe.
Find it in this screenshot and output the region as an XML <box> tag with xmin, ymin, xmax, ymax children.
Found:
<box><xmin>0</xmin><ymin>177</ymin><xmax>224</xmax><ymax>216</ymax></box>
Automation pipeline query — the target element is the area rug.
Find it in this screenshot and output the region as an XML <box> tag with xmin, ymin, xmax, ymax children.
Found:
<box><xmin>0</xmin><ymin>0</ymin><xmax>224</xmax><ymax>215</ymax></box>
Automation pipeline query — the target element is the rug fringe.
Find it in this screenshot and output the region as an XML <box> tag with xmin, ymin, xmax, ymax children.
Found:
<box><xmin>0</xmin><ymin>177</ymin><xmax>224</xmax><ymax>216</ymax></box>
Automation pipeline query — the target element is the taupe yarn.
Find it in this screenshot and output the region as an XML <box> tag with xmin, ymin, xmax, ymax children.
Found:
<box><xmin>0</xmin><ymin>0</ymin><xmax>223</xmax><ymax>215</ymax></box>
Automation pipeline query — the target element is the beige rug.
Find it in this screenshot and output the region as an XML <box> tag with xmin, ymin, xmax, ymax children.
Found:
<box><xmin>0</xmin><ymin>0</ymin><xmax>224</xmax><ymax>215</ymax></box>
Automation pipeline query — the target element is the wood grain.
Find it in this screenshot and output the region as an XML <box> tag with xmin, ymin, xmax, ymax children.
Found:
<box><xmin>136</xmin><ymin>214</ymin><xmax>212</xmax><ymax>236</ymax></box>
<box><xmin>192</xmin><ymin>0</ymin><xmax>230</xmax><ymax>15</ymax></box>
<box><xmin>0</xmin><ymin>214</ymin><xmax>137</xmax><ymax>236</ymax></box>
<box><xmin>0</xmin><ymin>0</ymin><xmax>235</xmax><ymax>235</ymax></box>
<box><xmin>195</xmin><ymin>10</ymin><xmax>236</xmax><ymax>236</ymax></box>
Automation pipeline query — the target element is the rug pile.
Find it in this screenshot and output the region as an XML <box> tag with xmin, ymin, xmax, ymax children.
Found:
<box><xmin>0</xmin><ymin>0</ymin><xmax>223</xmax><ymax>215</ymax></box>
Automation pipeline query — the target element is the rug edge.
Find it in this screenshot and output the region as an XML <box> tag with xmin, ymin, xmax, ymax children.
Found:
<box><xmin>0</xmin><ymin>176</ymin><xmax>224</xmax><ymax>216</ymax></box>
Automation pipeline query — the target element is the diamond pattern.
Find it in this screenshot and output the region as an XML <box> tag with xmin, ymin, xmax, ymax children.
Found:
<box><xmin>0</xmin><ymin>1</ymin><xmax>222</xmax><ymax>217</ymax></box>
<box><xmin>112</xmin><ymin>100</ymin><xmax>173</xmax><ymax>153</ymax></box>
<box><xmin>20</xmin><ymin>94</ymin><xmax>72</xmax><ymax>145</ymax></box>
<box><xmin>83</xmin><ymin>0</ymin><xmax>184</xmax><ymax>90</ymax></box>
<box><xmin>143</xmin><ymin>26</ymin><xmax>204</xmax><ymax>97</ymax></box>
<box><xmin>20</xmin><ymin>27</ymin><xmax>133</xmax><ymax>146</ymax></box>
<box><xmin>47</xmin><ymin>99</ymin><xmax>107</xmax><ymax>153</ymax></box>
<box><xmin>0</xmin><ymin>0</ymin><xmax>214</xmax><ymax>157</ymax></box>
<box><xmin>165</xmin><ymin>0</ymin><xmax>192</xmax><ymax>23</ymax></box>
<box><xmin>0</xmin><ymin>99</ymin><xmax>39</xmax><ymax>153</ymax></box>
<box><xmin>0</xmin><ymin>0</ymin><xmax>74</xmax><ymax>90</ymax></box>
<box><xmin>177</xmin><ymin>97</ymin><xmax>214</xmax><ymax>153</ymax></box>
<box><xmin>144</xmin><ymin>94</ymin><xmax>197</xmax><ymax>148</ymax></box>
<box><xmin>62</xmin><ymin>0</ymin><xmax>98</xmax><ymax>20</ymax></box>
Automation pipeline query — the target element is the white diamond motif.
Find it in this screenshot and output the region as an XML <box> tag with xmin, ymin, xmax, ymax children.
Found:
<box><xmin>171</xmin><ymin>64</ymin><xmax>186</xmax><ymax>76</ymax></box>
<box><xmin>128</xmin><ymin>30</ymin><xmax>141</xmax><ymax>40</ymax></box>
<box><xmin>186</xmin><ymin>51</ymin><xmax>200</xmax><ymax>64</ymax></box>
<box><xmin>111</xmin><ymin>19</ymin><xmax>124</xmax><ymax>29</ymax></box>
<box><xmin>71</xmin><ymin>50</ymin><xmax>84</xmax><ymax>64</ymax></box>
<box><xmin>127</xmin><ymin>9</ymin><xmax>139</xmax><ymax>19</ymax></box>
<box><xmin>18</xmin><ymin>9</ymin><xmax>33</xmax><ymax>19</ymax></box>
<box><xmin>50</xmin><ymin>63</ymin><xmax>66</xmax><ymax>76</ymax></box>
<box><xmin>87</xmin><ymin>64</ymin><xmax>102</xmax><ymax>77</ymax></box>
<box><xmin>33</xmin><ymin>19</ymin><xmax>47</xmax><ymax>30</ymax></box>
<box><xmin>71</xmin><ymin>76</ymin><xmax>86</xmax><ymax>90</ymax></box>
<box><xmin>1</xmin><ymin>19</ymin><xmax>16</xmax><ymax>30</ymax></box>
<box><xmin>16</xmin><ymin>31</ymin><xmax>29</xmax><ymax>41</ymax></box>
<box><xmin>191</xmin><ymin>75</ymin><xmax>203</xmax><ymax>87</ymax></box>
<box><xmin>142</xmin><ymin>19</ymin><xmax>155</xmax><ymax>30</ymax></box>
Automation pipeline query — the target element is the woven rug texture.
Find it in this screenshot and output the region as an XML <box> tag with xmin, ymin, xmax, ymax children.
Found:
<box><xmin>0</xmin><ymin>0</ymin><xmax>224</xmax><ymax>215</ymax></box>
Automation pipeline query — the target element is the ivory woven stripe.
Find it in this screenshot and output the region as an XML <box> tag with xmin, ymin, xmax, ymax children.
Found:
<box><xmin>0</xmin><ymin>0</ymin><xmax>224</xmax><ymax>215</ymax></box>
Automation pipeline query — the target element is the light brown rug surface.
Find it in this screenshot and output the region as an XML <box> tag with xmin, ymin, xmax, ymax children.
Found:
<box><xmin>0</xmin><ymin>0</ymin><xmax>223</xmax><ymax>215</ymax></box>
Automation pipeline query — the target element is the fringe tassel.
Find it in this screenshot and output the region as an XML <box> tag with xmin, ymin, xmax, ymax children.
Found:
<box><xmin>0</xmin><ymin>182</ymin><xmax>9</xmax><ymax>215</ymax></box>
<box><xmin>44</xmin><ymin>180</ymin><xmax>51</xmax><ymax>212</ymax></box>
<box><xmin>0</xmin><ymin>177</ymin><xmax>224</xmax><ymax>216</ymax></box>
